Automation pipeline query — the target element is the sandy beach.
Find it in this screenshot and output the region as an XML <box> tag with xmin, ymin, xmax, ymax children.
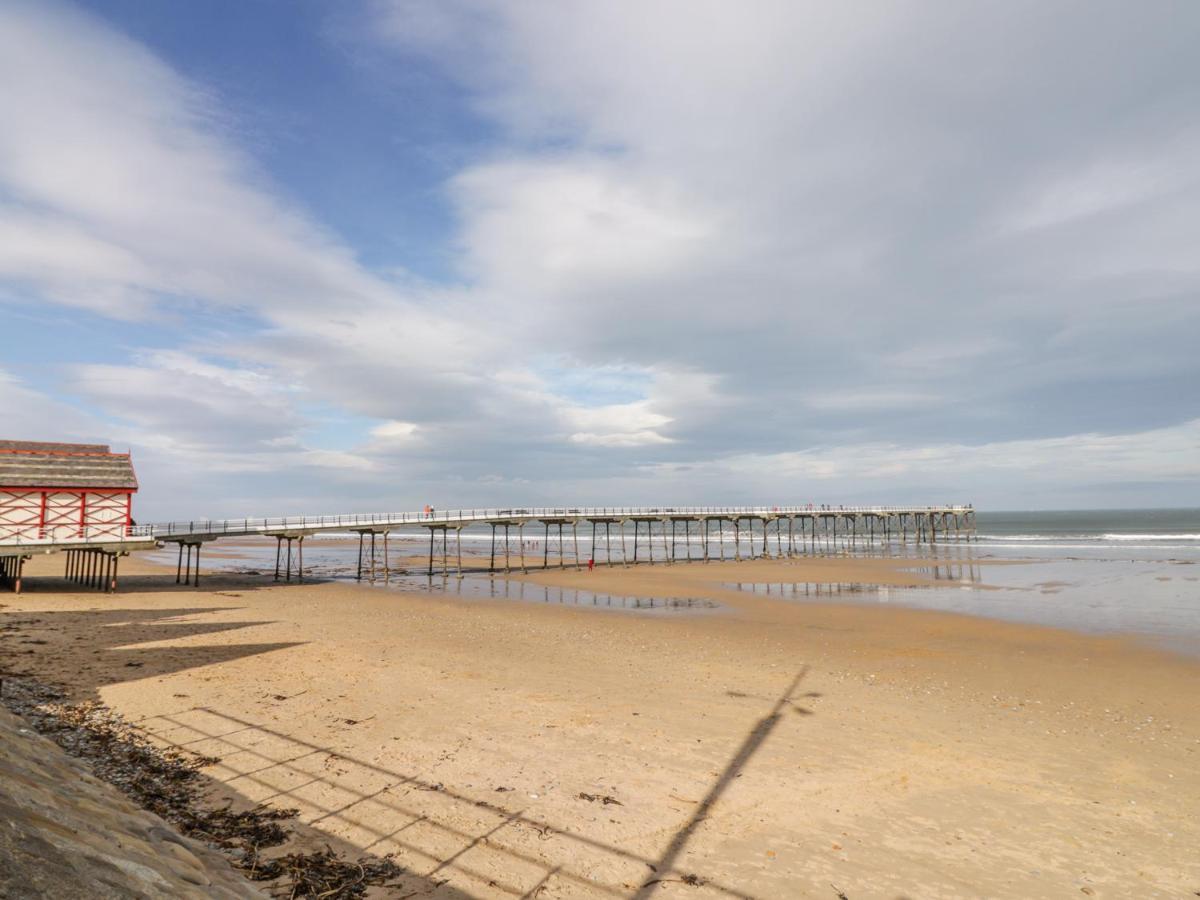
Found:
<box><xmin>2</xmin><ymin>550</ymin><xmax>1197</xmax><ymax>899</ymax></box>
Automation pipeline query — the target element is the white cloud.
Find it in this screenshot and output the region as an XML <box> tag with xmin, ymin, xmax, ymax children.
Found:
<box><xmin>69</xmin><ymin>353</ymin><xmax>302</xmax><ymax>448</ymax></box>
<box><xmin>371</xmin><ymin>420</ymin><xmax>420</xmax><ymax>442</ymax></box>
<box><xmin>453</xmin><ymin>160</ymin><xmax>714</xmax><ymax>293</ymax></box>
<box><xmin>0</xmin><ymin>367</ymin><xmax>103</xmax><ymax>439</ymax></box>
<box><xmin>565</xmin><ymin>397</ymin><xmax>675</xmax><ymax>447</ymax></box>
<box><xmin>0</xmin><ymin>1</ymin><xmax>398</xmax><ymax>319</ymax></box>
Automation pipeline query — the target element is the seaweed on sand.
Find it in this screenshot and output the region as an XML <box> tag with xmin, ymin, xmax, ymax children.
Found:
<box><xmin>1</xmin><ymin>675</ymin><xmax>404</xmax><ymax>898</ymax></box>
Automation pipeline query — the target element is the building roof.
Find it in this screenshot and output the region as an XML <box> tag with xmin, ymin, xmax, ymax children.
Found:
<box><xmin>0</xmin><ymin>441</ymin><xmax>139</xmax><ymax>490</ymax></box>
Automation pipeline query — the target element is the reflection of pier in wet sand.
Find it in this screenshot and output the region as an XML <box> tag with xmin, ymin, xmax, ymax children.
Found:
<box><xmin>725</xmin><ymin>560</ymin><xmax>983</xmax><ymax>599</ymax></box>
<box><xmin>391</xmin><ymin>574</ymin><xmax>721</xmax><ymax>612</ymax></box>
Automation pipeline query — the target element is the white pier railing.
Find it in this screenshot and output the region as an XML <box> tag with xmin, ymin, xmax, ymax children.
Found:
<box><xmin>1</xmin><ymin>505</ymin><xmax>975</xmax><ymax>548</ymax></box>
<box><xmin>143</xmin><ymin>505</ymin><xmax>974</xmax><ymax>540</ymax></box>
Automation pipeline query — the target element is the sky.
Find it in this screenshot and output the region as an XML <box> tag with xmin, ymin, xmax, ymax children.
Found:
<box><xmin>1</xmin><ymin>0</ymin><xmax>1198</xmax><ymax>519</ymax></box>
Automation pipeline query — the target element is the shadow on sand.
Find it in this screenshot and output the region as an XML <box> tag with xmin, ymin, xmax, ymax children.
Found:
<box><xmin>10</xmin><ymin>566</ymin><xmax>288</xmax><ymax>596</ymax></box>
<box><xmin>1</xmin><ymin>601</ymin><xmax>816</xmax><ymax>898</ymax></box>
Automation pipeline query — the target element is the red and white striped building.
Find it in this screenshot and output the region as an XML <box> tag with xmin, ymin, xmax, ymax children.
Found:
<box><xmin>0</xmin><ymin>440</ymin><xmax>138</xmax><ymax>540</ymax></box>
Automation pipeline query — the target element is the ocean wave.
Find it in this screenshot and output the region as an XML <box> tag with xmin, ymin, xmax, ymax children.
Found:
<box><xmin>976</xmin><ymin>534</ymin><xmax>1088</xmax><ymax>541</ymax></box>
<box><xmin>977</xmin><ymin>533</ymin><xmax>1200</xmax><ymax>542</ymax></box>
<box><xmin>1101</xmin><ymin>533</ymin><xmax>1200</xmax><ymax>541</ymax></box>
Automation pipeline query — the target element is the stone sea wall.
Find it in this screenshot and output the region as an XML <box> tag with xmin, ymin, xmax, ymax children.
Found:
<box><xmin>0</xmin><ymin>703</ymin><xmax>263</xmax><ymax>900</ymax></box>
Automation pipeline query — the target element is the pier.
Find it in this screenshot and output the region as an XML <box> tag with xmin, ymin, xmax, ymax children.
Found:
<box><xmin>0</xmin><ymin>505</ymin><xmax>975</xmax><ymax>591</ymax></box>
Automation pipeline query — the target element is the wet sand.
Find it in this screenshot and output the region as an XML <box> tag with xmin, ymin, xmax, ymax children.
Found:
<box><xmin>2</xmin><ymin>551</ymin><xmax>1198</xmax><ymax>898</ymax></box>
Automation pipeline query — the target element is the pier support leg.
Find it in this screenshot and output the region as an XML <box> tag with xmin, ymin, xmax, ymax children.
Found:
<box><xmin>490</xmin><ymin>525</ymin><xmax>496</xmax><ymax>572</ymax></box>
<box><xmin>357</xmin><ymin>532</ymin><xmax>365</xmax><ymax>581</ymax></box>
<box><xmin>573</xmin><ymin>522</ymin><xmax>580</xmax><ymax>570</ymax></box>
<box><xmin>734</xmin><ymin>519</ymin><xmax>741</xmax><ymax>561</ymax></box>
<box><xmin>519</xmin><ymin>524</ymin><xmax>527</xmax><ymax>574</ymax></box>
<box><xmin>544</xmin><ymin>522</ymin><xmax>550</xmax><ymax>569</ymax></box>
<box><xmin>298</xmin><ymin>537</ymin><xmax>305</xmax><ymax>582</ymax></box>
<box><xmin>621</xmin><ymin>521</ymin><xmax>629</xmax><ymax>567</ymax></box>
<box><xmin>427</xmin><ymin>529</ymin><xmax>434</xmax><ymax>577</ymax></box>
<box><xmin>176</xmin><ymin>542</ymin><xmax>183</xmax><ymax>584</ymax></box>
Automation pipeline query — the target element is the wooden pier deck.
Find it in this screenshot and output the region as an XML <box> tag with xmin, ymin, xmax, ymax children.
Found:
<box><xmin>0</xmin><ymin>505</ymin><xmax>975</xmax><ymax>592</ymax></box>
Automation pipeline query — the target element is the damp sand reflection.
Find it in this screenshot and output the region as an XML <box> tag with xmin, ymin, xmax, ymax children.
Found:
<box><xmin>381</xmin><ymin>574</ymin><xmax>722</xmax><ymax>614</ymax></box>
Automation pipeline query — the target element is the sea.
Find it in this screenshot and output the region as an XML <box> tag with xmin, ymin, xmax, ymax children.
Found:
<box><xmin>146</xmin><ymin>509</ymin><xmax>1200</xmax><ymax>658</ymax></box>
<box><xmin>880</xmin><ymin>508</ymin><xmax>1200</xmax><ymax>656</ymax></box>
